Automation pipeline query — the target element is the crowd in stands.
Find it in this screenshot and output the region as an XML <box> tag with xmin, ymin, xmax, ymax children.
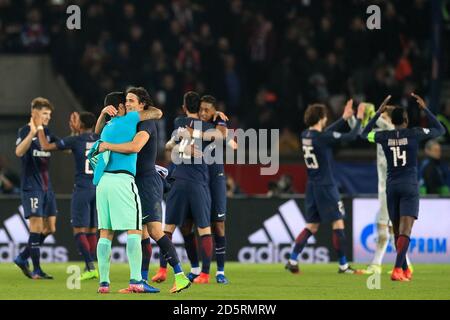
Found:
<box><xmin>0</xmin><ymin>0</ymin><xmax>448</xmax><ymax>146</ymax></box>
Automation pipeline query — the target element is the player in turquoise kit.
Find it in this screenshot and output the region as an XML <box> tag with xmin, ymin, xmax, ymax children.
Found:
<box><xmin>91</xmin><ymin>92</ymin><xmax>162</xmax><ymax>293</ymax></box>
<box><xmin>97</xmin><ymin>87</ymin><xmax>190</xmax><ymax>293</ymax></box>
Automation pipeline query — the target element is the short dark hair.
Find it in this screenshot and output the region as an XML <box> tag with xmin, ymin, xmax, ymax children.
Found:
<box><xmin>79</xmin><ymin>112</ymin><xmax>96</xmax><ymax>130</ymax></box>
<box><xmin>184</xmin><ymin>91</ymin><xmax>200</xmax><ymax>113</ymax></box>
<box><xmin>200</xmin><ymin>95</ymin><xmax>217</xmax><ymax>109</ymax></box>
<box><xmin>126</xmin><ymin>87</ymin><xmax>154</xmax><ymax>110</ymax></box>
<box><xmin>104</xmin><ymin>92</ymin><xmax>125</xmax><ymax>109</ymax></box>
<box><xmin>31</xmin><ymin>97</ymin><xmax>54</xmax><ymax>111</ymax></box>
<box><xmin>391</xmin><ymin>107</ymin><xmax>408</xmax><ymax>125</ymax></box>
<box><xmin>304</xmin><ymin>104</ymin><xmax>327</xmax><ymax>127</ymax></box>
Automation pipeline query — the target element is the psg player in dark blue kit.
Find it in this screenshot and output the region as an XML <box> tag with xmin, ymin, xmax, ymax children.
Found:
<box><xmin>361</xmin><ymin>93</ymin><xmax>445</xmax><ymax>281</ymax></box>
<box><xmin>14</xmin><ymin>97</ymin><xmax>58</xmax><ymax>279</ymax></box>
<box><xmin>162</xmin><ymin>91</ymin><xmax>225</xmax><ymax>284</ymax></box>
<box><xmin>179</xmin><ymin>95</ymin><xmax>234</xmax><ymax>284</ymax></box>
<box><xmin>36</xmin><ymin>111</ymin><xmax>100</xmax><ymax>281</ymax></box>
<box><xmin>286</xmin><ymin>99</ymin><xmax>365</xmax><ymax>275</ymax></box>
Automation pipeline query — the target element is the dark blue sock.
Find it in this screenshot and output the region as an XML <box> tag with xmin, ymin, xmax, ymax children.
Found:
<box><xmin>157</xmin><ymin>234</ymin><xmax>182</xmax><ymax>273</ymax></box>
<box><xmin>290</xmin><ymin>228</ymin><xmax>312</xmax><ymax>261</ymax></box>
<box><xmin>394</xmin><ymin>235</ymin><xmax>409</xmax><ymax>270</ymax></box>
<box><xmin>183</xmin><ymin>233</ymin><xmax>199</xmax><ymax>268</ymax></box>
<box><xmin>158</xmin><ymin>232</ymin><xmax>171</xmax><ymax>269</ymax></box>
<box><xmin>74</xmin><ymin>233</ymin><xmax>94</xmax><ymax>271</ymax></box>
<box><xmin>214</xmin><ymin>235</ymin><xmax>226</xmax><ymax>272</ymax></box>
<box><xmin>332</xmin><ymin>229</ymin><xmax>348</xmax><ymax>266</ymax></box>
<box><xmin>200</xmin><ymin>235</ymin><xmax>213</xmax><ymax>274</ymax></box>
<box><xmin>395</xmin><ymin>235</ymin><xmax>410</xmax><ymax>269</ymax></box>
<box><xmin>19</xmin><ymin>245</ymin><xmax>30</xmax><ymax>260</ymax></box>
<box><xmin>141</xmin><ymin>238</ymin><xmax>152</xmax><ymax>280</ymax></box>
<box><xmin>18</xmin><ymin>231</ymin><xmax>49</xmax><ymax>261</ymax></box>
<box><xmin>29</xmin><ymin>233</ymin><xmax>41</xmax><ymax>272</ymax></box>
<box><xmin>40</xmin><ymin>233</ymin><xmax>49</xmax><ymax>245</ymax></box>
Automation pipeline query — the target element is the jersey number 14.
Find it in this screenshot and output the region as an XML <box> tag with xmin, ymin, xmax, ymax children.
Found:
<box><xmin>390</xmin><ymin>146</ymin><xmax>406</xmax><ymax>167</ymax></box>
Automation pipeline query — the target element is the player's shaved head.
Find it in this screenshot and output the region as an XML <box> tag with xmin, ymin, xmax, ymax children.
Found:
<box><xmin>304</xmin><ymin>103</ymin><xmax>327</xmax><ymax>127</ymax></box>
<box><xmin>184</xmin><ymin>91</ymin><xmax>200</xmax><ymax>113</ymax></box>
<box><xmin>391</xmin><ymin>107</ymin><xmax>408</xmax><ymax>126</ymax></box>
<box><xmin>200</xmin><ymin>95</ymin><xmax>217</xmax><ymax>109</ymax></box>
<box><xmin>79</xmin><ymin>112</ymin><xmax>96</xmax><ymax>130</ymax></box>
<box><xmin>104</xmin><ymin>92</ymin><xmax>125</xmax><ymax>110</ymax></box>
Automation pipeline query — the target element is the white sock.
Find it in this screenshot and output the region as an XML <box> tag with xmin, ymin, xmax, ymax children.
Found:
<box><xmin>191</xmin><ymin>267</ymin><xmax>200</xmax><ymax>275</ymax></box>
<box><xmin>406</xmin><ymin>255</ymin><xmax>411</xmax><ymax>267</ymax></box>
<box><xmin>339</xmin><ymin>263</ymin><xmax>349</xmax><ymax>271</ymax></box>
<box><xmin>372</xmin><ymin>225</ymin><xmax>389</xmax><ymax>266</ymax></box>
<box><xmin>216</xmin><ymin>271</ymin><xmax>225</xmax><ymax>276</ymax></box>
<box><xmin>289</xmin><ymin>259</ymin><xmax>298</xmax><ymax>266</ymax></box>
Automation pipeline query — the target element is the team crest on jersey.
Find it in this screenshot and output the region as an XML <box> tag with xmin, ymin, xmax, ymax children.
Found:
<box><xmin>423</xmin><ymin>128</ymin><xmax>430</xmax><ymax>134</ymax></box>
<box><xmin>333</xmin><ymin>132</ymin><xmax>342</xmax><ymax>139</ymax></box>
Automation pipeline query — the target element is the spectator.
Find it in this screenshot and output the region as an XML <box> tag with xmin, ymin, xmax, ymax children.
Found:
<box><xmin>267</xmin><ymin>174</ymin><xmax>294</xmax><ymax>197</ymax></box>
<box><xmin>0</xmin><ymin>155</ymin><xmax>19</xmax><ymax>194</ymax></box>
<box><xmin>419</xmin><ymin>140</ymin><xmax>450</xmax><ymax>195</ymax></box>
<box><xmin>278</xmin><ymin>127</ymin><xmax>301</xmax><ymax>156</ymax></box>
<box><xmin>437</xmin><ymin>100</ymin><xmax>450</xmax><ymax>144</ymax></box>
<box><xmin>176</xmin><ymin>39</ymin><xmax>201</xmax><ymax>73</ymax></box>
<box><xmin>226</xmin><ymin>175</ymin><xmax>241</xmax><ymax>197</ymax></box>
<box><xmin>0</xmin><ymin>0</ymin><xmax>440</xmax><ymax>147</ymax></box>
<box><xmin>20</xmin><ymin>8</ymin><xmax>49</xmax><ymax>52</ymax></box>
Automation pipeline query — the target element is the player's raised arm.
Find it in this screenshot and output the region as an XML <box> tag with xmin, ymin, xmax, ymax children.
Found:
<box><xmin>36</xmin><ymin>128</ymin><xmax>59</xmax><ymax>151</ymax></box>
<box><xmin>184</xmin><ymin>125</ymin><xmax>226</xmax><ymax>142</ymax></box>
<box><xmin>213</xmin><ymin>111</ymin><xmax>229</xmax><ymax>122</ymax></box>
<box><xmin>138</xmin><ymin>107</ymin><xmax>163</xmax><ymax>121</ymax></box>
<box><xmin>95</xmin><ymin>105</ymin><xmax>117</xmax><ymax>135</ymax></box>
<box><xmin>335</xmin><ymin>102</ymin><xmax>365</xmax><ymax>142</ymax></box>
<box><xmin>172</xmin><ymin>140</ymin><xmax>202</xmax><ymax>158</ymax></box>
<box><xmin>99</xmin><ymin>131</ymin><xmax>150</xmax><ymax>154</ymax></box>
<box><xmin>37</xmin><ymin>112</ymin><xmax>80</xmax><ymax>152</ymax></box>
<box><xmin>15</xmin><ymin>117</ymin><xmax>38</xmax><ymax>157</ymax></box>
<box><xmin>69</xmin><ymin>112</ymin><xmax>81</xmax><ymax>136</ymax></box>
<box><xmin>361</xmin><ymin>95</ymin><xmax>391</xmax><ymax>141</ymax></box>
<box><xmin>411</xmin><ymin>93</ymin><xmax>446</xmax><ymax>139</ymax></box>
<box><xmin>325</xmin><ymin>99</ymin><xmax>354</xmax><ymax>132</ymax></box>
<box><xmin>32</xmin><ymin>112</ymin><xmax>58</xmax><ymax>151</ymax></box>
<box><xmin>324</xmin><ymin>102</ymin><xmax>365</xmax><ymax>145</ymax></box>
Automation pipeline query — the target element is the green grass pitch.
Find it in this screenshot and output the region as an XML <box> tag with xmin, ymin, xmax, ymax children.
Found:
<box><xmin>1</xmin><ymin>263</ymin><xmax>449</xmax><ymax>300</ymax></box>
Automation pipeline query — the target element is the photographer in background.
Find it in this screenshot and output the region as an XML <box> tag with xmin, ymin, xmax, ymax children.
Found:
<box><xmin>419</xmin><ymin>140</ymin><xmax>450</xmax><ymax>196</ymax></box>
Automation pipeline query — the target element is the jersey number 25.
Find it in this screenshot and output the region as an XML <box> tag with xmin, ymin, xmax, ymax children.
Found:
<box><xmin>303</xmin><ymin>146</ymin><xmax>319</xmax><ymax>169</ymax></box>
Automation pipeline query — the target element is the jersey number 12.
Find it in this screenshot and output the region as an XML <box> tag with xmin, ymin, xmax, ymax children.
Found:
<box><xmin>390</xmin><ymin>146</ymin><xmax>406</xmax><ymax>167</ymax></box>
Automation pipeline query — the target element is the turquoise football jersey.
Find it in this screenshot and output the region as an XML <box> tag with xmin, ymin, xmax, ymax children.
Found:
<box><xmin>100</xmin><ymin>111</ymin><xmax>140</xmax><ymax>175</ymax></box>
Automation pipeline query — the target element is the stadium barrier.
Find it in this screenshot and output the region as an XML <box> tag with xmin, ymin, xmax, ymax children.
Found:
<box><xmin>0</xmin><ymin>195</ymin><xmax>449</xmax><ymax>263</ymax></box>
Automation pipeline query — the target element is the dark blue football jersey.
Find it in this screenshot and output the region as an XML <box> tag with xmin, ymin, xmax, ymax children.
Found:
<box><xmin>301</xmin><ymin>118</ymin><xmax>361</xmax><ymax>185</ymax></box>
<box><xmin>171</xmin><ymin>116</ymin><xmax>216</xmax><ymax>186</ymax></box>
<box><xmin>136</xmin><ymin>120</ymin><xmax>158</xmax><ymax>177</ymax></box>
<box><xmin>362</xmin><ymin>108</ymin><xmax>445</xmax><ymax>185</ymax></box>
<box><xmin>208</xmin><ymin>118</ymin><xmax>227</xmax><ymax>179</ymax></box>
<box><xmin>55</xmin><ymin>132</ymin><xmax>99</xmax><ymax>188</ymax></box>
<box><xmin>16</xmin><ymin>125</ymin><xmax>58</xmax><ymax>191</ymax></box>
